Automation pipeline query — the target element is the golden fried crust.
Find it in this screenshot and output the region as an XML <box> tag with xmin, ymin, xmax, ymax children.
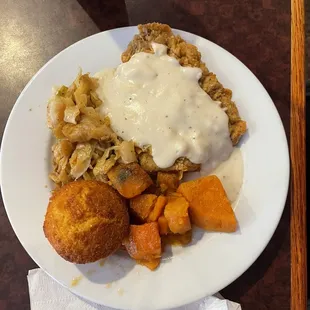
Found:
<box><xmin>43</xmin><ymin>180</ymin><xmax>129</xmax><ymax>263</ymax></box>
<box><xmin>122</xmin><ymin>23</ymin><xmax>247</xmax><ymax>146</ymax></box>
<box><xmin>138</xmin><ymin>153</ymin><xmax>200</xmax><ymax>173</ymax></box>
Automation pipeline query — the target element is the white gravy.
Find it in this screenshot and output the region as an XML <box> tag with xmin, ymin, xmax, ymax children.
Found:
<box><xmin>95</xmin><ymin>43</ymin><xmax>233</xmax><ymax>170</ymax></box>
<box><xmin>208</xmin><ymin>148</ymin><xmax>243</xmax><ymax>202</ymax></box>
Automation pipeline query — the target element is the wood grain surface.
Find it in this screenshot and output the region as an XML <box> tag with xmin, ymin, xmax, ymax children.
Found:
<box><xmin>0</xmin><ymin>0</ymin><xmax>292</xmax><ymax>309</ymax></box>
<box><xmin>291</xmin><ymin>0</ymin><xmax>307</xmax><ymax>309</ymax></box>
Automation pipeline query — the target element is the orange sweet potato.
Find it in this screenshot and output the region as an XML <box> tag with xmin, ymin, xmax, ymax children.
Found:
<box><xmin>177</xmin><ymin>175</ymin><xmax>237</xmax><ymax>232</ymax></box>
<box><xmin>147</xmin><ymin>196</ymin><xmax>167</xmax><ymax>222</ymax></box>
<box><xmin>157</xmin><ymin>172</ymin><xmax>179</xmax><ymax>193</ymax></box>
<box><xmin>164</xmin><ymin>195</ymin><xmax>191</xmax><ymax>234</ymax></box>
<box><xmin>123</xmin><ymin>223</ymin><xmax>161</xmax><ymax>260</ymax></box>
<box><xmin>130</xmin><ymin>194</ymin><xmax>157</xmax><ymax>222</ymax></box>
<box><xmin>136</xmin><ymin>258</ymin><xmax>160</xmax><ymax>271</ymax></box>
<box><xmin>162</xmin><ymin>230</ymin><xmax>192</xmax><ymax>247</ymax></box>
<box><xmin>158</xmin><ymin>216</ymin><xmax>170</xmax><ymax>235</ymax></box>
<box><xmin>107</xmin><ymin>163</ymin><xmax>153</xmax><ymax>198</ymax></box>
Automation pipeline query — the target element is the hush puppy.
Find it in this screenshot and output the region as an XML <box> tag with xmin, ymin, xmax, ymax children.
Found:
<box><xmin>43</xmin><ymin>180</ymin><xmax>129</xmax><ymax>263</ymax></box>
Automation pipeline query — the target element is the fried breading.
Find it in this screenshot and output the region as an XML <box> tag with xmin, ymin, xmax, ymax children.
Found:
<box><xmin>138</xmin><ymin>152</ymin><xmax>200</xmax><ymax>173</ymax></box>
<box><xmin>122</xmin><ymin>23</ymin><xmax>247</xmax><ymax>146</ymax></box>
<box><xmin>43</xmin><ymin>180</ymin><xmax>129</xmax><ymax>263</ymax></box>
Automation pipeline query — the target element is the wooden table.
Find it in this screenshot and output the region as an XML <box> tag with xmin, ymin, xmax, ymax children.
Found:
<box><xmin>0</xmin><ymin>1</ymin><xmax>304</xmax><ymax>309</ymax></box>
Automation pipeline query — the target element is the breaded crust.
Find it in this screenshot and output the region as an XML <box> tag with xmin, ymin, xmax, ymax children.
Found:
<box><xmin>43</xmin><ymin>180</ymin><xmax>129</xmax><ymax>263</ymax></box>
<box><xmin>122</xmin><ymin>23</ymin><xmax>247</xmax><ymax>146</ymax></box>
<box><xmin>138</xmin><ymin>153</ymin><xmax>200</xmax><ymax>173</ymax></box>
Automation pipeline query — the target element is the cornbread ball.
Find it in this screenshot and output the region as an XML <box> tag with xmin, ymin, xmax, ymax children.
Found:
<box><xmin>43</xmin><ymin>180</ymin><xmax>129</xmax><ymax>263</ymax></box>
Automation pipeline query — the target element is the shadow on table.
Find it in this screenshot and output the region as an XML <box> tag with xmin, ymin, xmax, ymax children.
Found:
<box><xmin>126</xmin><ymin>0</ymin><xmax>207</xmax><ymax>38</ymax></box>
<box><xmin>76</xmin><ymin>0</ymin><xmax>208</xmax><ymax>39</ymax></box>
<box><xmin>77</xmin><ymin>0</ymin><xmax>129</xmax><ymax>31</ymax></box>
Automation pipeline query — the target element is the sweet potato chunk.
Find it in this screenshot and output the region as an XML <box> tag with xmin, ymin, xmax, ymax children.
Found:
<box><xmin>123</xmin><ymin>223</ymin><xmax>161</xmax><ymax>260</ymax></box>
<box><xmin>136</xmin><ymin>258</ymin><xmax>160</xmax><ymax>271</ymax></box>
<box><xmin>158</xmin><ymin>216</ymin><xmax>170</xmax><ymax>235</ymax></box>
<box><xmin>130</xmin><ymin>194</ymin><xmax>157</xmax><ymax>222</ymax></box>
<box><xmin>107</xmin><ymin>163</ymin><xmax>153</xmax><ymax>198</ymax></box>
<box><xmin>147</xmin><ymin>196</ymin><xmax>167</xmax><ymax>222</ymax></box>
<box><xmin>164</xmin><ymin>195</ymin><xmax>191</xmax><ymax>234</ymax></box>
<box><xmin>157</xmin><ymin>172</ymin><xmax>179</xmax><ymax>192</ymax></box>
<box><xmin>177</xmin><ymin>175</ymin><xmax>237</xmax><ymax>232</ymax></box>
<box><xmin>162</xmin><ymin>230</ymin><xmax>192</xmax><ymax>247</ymax></box>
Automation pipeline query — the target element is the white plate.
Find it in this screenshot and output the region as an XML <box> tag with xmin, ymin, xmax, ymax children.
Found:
<box><xmin>0</xmin><ymin>27</ymin><xmax>289</xmax><ymax>310</ymax></box>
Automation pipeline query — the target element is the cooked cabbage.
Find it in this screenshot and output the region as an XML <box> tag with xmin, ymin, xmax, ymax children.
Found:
<box><xmin>48</xmin><ymin>71</ymin><xmax>133</xmax><ymax>186</ymax></box>
<box><xmin>56</xmin><ymin>85</ymin><xmax>68</xmax><ymax>97</ymax></box>
<box><xmin>119</xmin><ymin>141</ymin><xmax>137</xmax><ymax>164</ymax></box>
<box><xmin>69</xmin><ymin>143</ymin><xmax>93</xmax><ymax>179</ymax></box>
<box><xmin>64</xmin><ymin>106</ymin><xmax>80</xmax><ymax>124</ymax></box>
<box><xmin>93</xmin><ymin>146</ymin><xmax>120</xmax><ymax>177</ymax></box>
<box><xmin>49</xmin><ymin>140</ymin><xmax>74</xmax><ymax>185</ymax></box>
<box><xmin>47</xmin><ymin>97</ymin><xmax>66</xmax><ymax>129</ymax></box>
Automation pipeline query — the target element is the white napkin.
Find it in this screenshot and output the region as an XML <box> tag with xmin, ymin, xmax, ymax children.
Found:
<box><xmin>28</xmin><ymin>269</ymin><xmax>241</xmax><ymax>310</ymax></box>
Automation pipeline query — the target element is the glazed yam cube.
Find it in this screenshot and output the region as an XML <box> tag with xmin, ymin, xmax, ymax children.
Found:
<box><xmin>130</xmin><ymin>194</ymin><xmax>157</xmax><ymax>222</ymax></box>
<box><xmin>158</xmin><ymin>216</ymin><xmax>170</xmax><ymax>235</ymax></box>
<box><xmin>136</xmin><ymin>258</ymin><xmax>161</xmax><ymax>271</ymax></box>
<box><xmin>107</xmin><ymin>163</ymin><xmax>153</xmax><ymax>198</ymax></box>
<box><xmin>123</xmin><ymin>223</ymin><xmax>161</xmax><ymax>261</ymax></box>
<box><xmin>147</xmin><ymin>196</ymin><xmax>167</xmax><ymax>222</ymax></box>
<box><xmin>164</xmin><ymin>195</ymin><xmax>191</xmax><ymax>234</ymax></box>
<box><xmin>162</xmin><ymin>230</ymin><xmax>192</xmax><ymax>247</ymax></box>
<box><xmin>157</xmin><ymin>172</ymin><xmax>179</xmax><ymax>192</ymax></box>
<box><xmin>177</xmin><ymin>175</ymin><xmax>237</xmax><ymax>232</ymax></box>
